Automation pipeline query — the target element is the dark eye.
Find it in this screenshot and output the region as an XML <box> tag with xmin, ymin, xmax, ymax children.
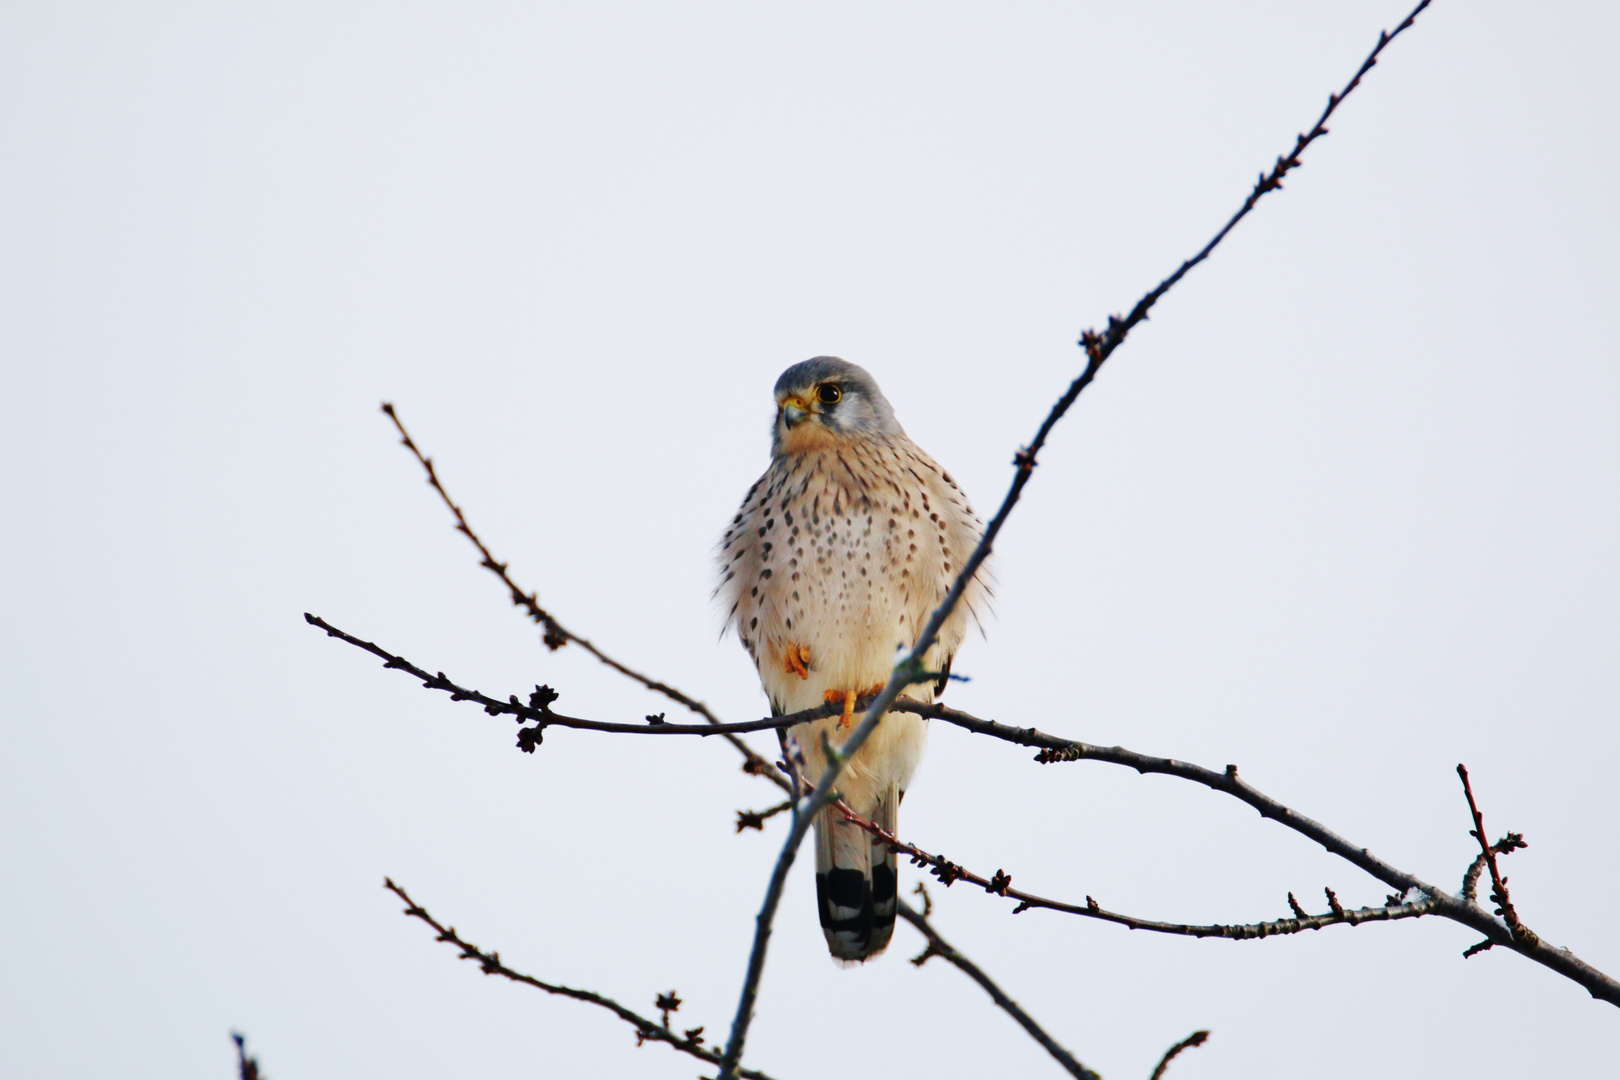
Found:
<box><xmin>816</xmin><ymin>384</ymin><xmax>841</xmax><ymax>405</ymax></box>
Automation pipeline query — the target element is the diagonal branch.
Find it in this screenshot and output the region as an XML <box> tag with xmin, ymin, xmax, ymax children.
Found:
<box><xmin>383</xmin><ymin>878</ymin><xmax>779</xmax><ymax>1080</ymax></box>
<box><xmin>898</xmin><ymin>891</ymin><xmax>1100</xmax><ymax>1080</ymax></box>
<box><xmin>832</xmin><ymin>797</ymin><xmax>1439</xmax><ymax>940</ymax></box>
<box><xmin>717</xmin><ymin>7</ymin><xmax>1435</xmax><ymax>1072</ymax></box>
<box><xmin>1079</xmin><ymin>0</ymin><xmax>1435</xmax><ymax>377</ymax></box>
<box><xmin>378</xmin><ymin>403</ymin><xmax>786</xmax><ymax>790</ymax></box>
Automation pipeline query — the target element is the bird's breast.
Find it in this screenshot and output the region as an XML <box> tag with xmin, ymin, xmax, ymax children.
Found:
<box><xmin>732</xmin><ymin>442</ymin><xmax>950</xmax><ymax>707</ymax></box>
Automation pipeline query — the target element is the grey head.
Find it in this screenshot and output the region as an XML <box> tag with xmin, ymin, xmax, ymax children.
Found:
<box><xmin>770</xmin><ymin>356</ymin><xmax>904</xmax><ymax>455</ymax></box>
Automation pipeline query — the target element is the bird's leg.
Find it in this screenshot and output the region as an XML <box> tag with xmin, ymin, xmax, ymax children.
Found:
<box><xmin>850</xmin><ymin>685</ymin><xmax>890</xmax><ymax>729</ymax></box>
<box><xmin>823</xmin><ymin>688</ymin><xmax>856</xmax><ymax>729</ymax></box>
<box><xmin>782</xmin><ymin>642</ymin><xmax>811</xmax><ymax>680</ymax></box>
<box><xmin>823</xmin><ymin>684</ymin><xmax>896</xmax><ymax>729</ymax></box>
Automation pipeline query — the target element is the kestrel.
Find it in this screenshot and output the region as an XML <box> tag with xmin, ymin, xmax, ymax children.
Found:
<box><xmin>718</xmin><ymin>357</ymin><xmax>987</xmax><ymax>962</ymax></box>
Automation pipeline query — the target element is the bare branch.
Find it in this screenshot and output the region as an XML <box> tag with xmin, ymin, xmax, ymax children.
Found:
<box><xmin>715</xmin><ymin>8</ymin><xmax>1442</xmax><ymax>1069</ymax></box>
<box><xmin>230</xmin><ymin>1032</ymin><xmax>263</xmax><ymax>1080</ymax></box>
<box><xmin>1461</xmin><ymin>831</ymin><xmax>1526</xmax><ymax>906</ymax></box>
<box><xmin>714</xmin><ymin>629</ymin><xmax>959</xmax><ymax>1075</ymax></box>
<box><xmin>1079</xmin><ymin>0</ymin><xmax>1435</xmax><ymax>379</ymax></box>
<box><xmin>736</xmin><ymin>800</ymin><xmax>793</xmax><ymax>833</ymax></box>
<box><xmin>304</xmin><ymin>612</ymin><xmax>832</xmax><ymax>739</ymax></box>
<box><xmin>1149</xmin><ymin>1030</ymin><xmax>1210</xmax><ymax>1080</ymax></box>
<box><xmin>1456</xmin><ymin>765</ymin><xmax>1538</xmax><ymax>951</ymax></box>
<box><xmin>383</xmin><ymin>878</ymin><xmax>779</xmax><ymax>1080</ymax></box>
<box><xmin>947</xmin><ymin>708</ymin><xmax>1619</xmax><ymax>1004</ymax></box>
<box><xmin>311</xmin><ymin>614</ymin><xmax>1618</xmax><ymax>1003</ymax></box>
<box><xmin>312</xmin><ymin>620</ymin><xmax>1619</xmax><ymax>1002</ymax></box>
<box><xmin>898</xmin><ymin>890</ymin><xmax>1100</xmax><ymax>1080</ymax></box>
<box><xmin>378</xmin><ymin>403</ymin><xmax>787</xmax><ymax>790</ymax></box>
<box><xmin>719</xmin><ymin>2</ymin><xmax>1432</xmax><ymax>1055</ymax></box>
<box><xmin>832</xmin><ymin>797</ymin><xmax>1438</xmax><ymax>940</ymax></box>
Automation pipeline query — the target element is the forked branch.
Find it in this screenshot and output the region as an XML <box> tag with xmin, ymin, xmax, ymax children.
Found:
<box><xmin>1456</xmin><ymin>765</ymin><xmax>1537</xmax><ymax>955</ymax></box>
<box><xmin>378</xmin><ymin>403</ymin><xmax>787</xmax><ymax>790</ymax></box>
<box><xmin>310</xmin><ymin>615</ymin><xmax>1619</xmax><ymax>1004</ymax></box>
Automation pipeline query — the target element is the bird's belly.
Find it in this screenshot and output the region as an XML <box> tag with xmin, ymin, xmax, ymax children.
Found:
<box><xmin>792</xmin><ymin>705</ymin><xmax>928</xmax><ymax>811</ymax></box>
<box><xmin>761</xmin><ymin>585</ymin><xmax>914</xmax><ymax>706</ymax></box>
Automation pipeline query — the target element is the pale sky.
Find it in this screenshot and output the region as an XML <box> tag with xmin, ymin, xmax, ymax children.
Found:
<box><xmin>3</xmin><ymin>2</ymin><xmax>1617</xmax><ymax>1078</ymax></box>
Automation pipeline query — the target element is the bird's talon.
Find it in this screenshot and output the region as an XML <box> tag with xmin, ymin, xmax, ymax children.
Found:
<box><xmin>822</xmin><ymin>689</ymin><xmax>855</xmax><ymax>728</ymax></box>
<box><xmin>783</xmin><ymin>642</ymin><xmax>811</xmax><ymax>680</ymax></box>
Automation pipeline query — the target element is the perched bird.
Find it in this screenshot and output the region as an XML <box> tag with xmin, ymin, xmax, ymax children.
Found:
<box><xmin>718</xmin><ymin>357</ymin><xmax>987</xmax><ymax>962</ymax></box>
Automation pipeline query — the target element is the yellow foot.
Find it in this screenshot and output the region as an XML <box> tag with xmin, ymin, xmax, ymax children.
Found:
<box><xmin>783</xmin><ymin>643</ymin><xmax>811</xmax><ymax>680</ymax></box>
<box><xmin>823</xmin><ymin>689</ymin><xmax>856</xmax><ymax>728</ymax></box>
<box><xmin>824</xmin><ymin>686</ymin><xmax>889</xmax><ymax>729</ymax></box>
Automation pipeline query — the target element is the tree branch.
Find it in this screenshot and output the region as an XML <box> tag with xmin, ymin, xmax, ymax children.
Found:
<box><xmin>898</xmin><ymin>889</ymin><xmax>1100</xmax><ymax>1080</ymax></box>
<box><xmin>1077</xmin><ymin>0</ymin><xmax>1434</xmax><ymax>378</ymax></box>
<box><xmin>832</xmin><ymin>797</ymin><xmax>1439</xmax><ymax>940</ymax></box>
<box><xmin>378</xmin><ymin>403</ymin><xmax>787</xmax><ymax>791</ymax></box>
<box><xmin>230</xmin><ymin>1032</ymin><xmax>263</xmax><ymax>1080</ymax></box>
<box><xmin>312</xmin><ymin>593</ymin><xmax>1620</xmax><ymax>1011</ymax></box>
<box><xmin>713</xmin><ymin>3</ymin><xmax>1438</xmax><ymax>1063</ymax></box>
<box><xmin>1149</xmin><ymin>1030</ymin><xmax>1210</xmax><ymax>1080</ymax></box>
<box><xmin>736</xmin><ymin>800</ymin><xmax>794</xmax><ymax>833</ymax></box>
<box><xmin>1456</xmin><ymin>764</ymin><xmax>1537</xmax><ymax>954</ymax></box>
<box><xmin>960</xmin><ymin>712</ymin><xmax>1619</xmax><ymax>1005</ymax></box>
<box><xmin>304</xmin><ymin>612</ymin><xmax>836</xmax><ymax>740</ymax></box>
<box><xmin>383</xmin><ymin>878</ymin><xmax>779</xmax><ymax>1080</ymax></box>
<box><xmin>310</xmin><ymin>616</ymin><xmax>1618</xmax><ymax>1003</ymax></box>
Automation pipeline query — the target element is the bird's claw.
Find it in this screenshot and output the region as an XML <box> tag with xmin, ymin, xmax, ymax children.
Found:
<box><xmin>824</xmin><ymin>685</ymin><xmax>887</xmax><ymax>729</ymax></box>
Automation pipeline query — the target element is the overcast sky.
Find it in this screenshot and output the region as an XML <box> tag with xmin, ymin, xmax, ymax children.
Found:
<box><xmin>3</xmin><ymin>2</ymin><xmax>1617</xmax><ymax>1078</ymax></box>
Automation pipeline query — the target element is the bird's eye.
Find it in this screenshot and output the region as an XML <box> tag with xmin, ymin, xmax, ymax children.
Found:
<box><xmin>816</xmin><ymin>384</ymin><xmax>842</xmax><ymax>405</ymax></box>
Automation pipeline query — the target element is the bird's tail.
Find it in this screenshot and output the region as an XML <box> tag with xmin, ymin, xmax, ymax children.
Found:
<box><xmin>813</xmin><ymin>781</ymin><xmax>900</xmax><ymax>963</ymax></box>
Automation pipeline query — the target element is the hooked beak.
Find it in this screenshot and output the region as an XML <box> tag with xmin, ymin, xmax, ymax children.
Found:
<box><xmin>781</xmin><ymin>397</ymin><xmax>810</xmax><ymax>428</ymax></box>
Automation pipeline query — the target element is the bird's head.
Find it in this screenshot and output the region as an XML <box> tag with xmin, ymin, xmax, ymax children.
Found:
<box><xmin>771</xmin><ymin>356</ymin><xmax>903</xmax><ymax>456</ymax></box>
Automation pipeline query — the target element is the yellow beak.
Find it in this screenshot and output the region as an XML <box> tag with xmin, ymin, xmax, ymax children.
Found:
<box><xmin>781</xmin><ymin>397</ymin><xmax>810</xmax><ymax>428</ymax></box>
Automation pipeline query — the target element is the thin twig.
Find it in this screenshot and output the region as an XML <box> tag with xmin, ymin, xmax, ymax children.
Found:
<box><xmin>383</xmin><ymin>878</ymin><xmax>779</xmax><ymax>1080</ymax></box>
<box><xmin>230</xmin><ymin>1032</ymin><xmax>263</xmax><ymax>1080</ymax></box>
<box><xmin>736</xmin><ymin>800</ymin><xmax>793</xmax><ymax>833</ymax></box>
<box><xmin>1457</xmin><ymin>765</ymin><xmax>1538</xmax><ymax>949</ymax></box>
<box><xmin>378</xmin><ymin>403</ymin><xmax>787</xmax><ymax>791</ymax></box>
<box><xmin>1149</xmin><ymin>1030</ymin><xmax>1210</xmax><ymax>1080</ymax></box>
<box><xmin>1072</xmin><ymin>0</ymin><xmax>1434</xmax><ymax>383</ymax></box>
<box><xmin>1461</xmin><ymin>831</ymin><xmax>1526</xmax><ymax>906</ymax></box>
<box><xmin>898</xmin><ymin>892</ymin><xmax>1100</xmax><ymax>1080</ymax></box>
<box><xmin>832</xmin><ymin>797</ymin><xmax>1438</xmax><ymax>939</ymax></box>
<box><xmin>305</xmin><ymin>612</ymin><xmax>834</xmax><ymax>739</ymax></box>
